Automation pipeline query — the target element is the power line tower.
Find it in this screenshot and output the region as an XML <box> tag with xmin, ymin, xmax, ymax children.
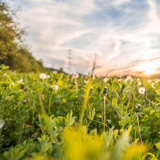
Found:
<box><xmin>67</xmin><ymin>49</ymin><xmax>72</xmax><ymax>73</ymax></box>
<box><xmin>52</xmin><ymin>62</ymin><xmax>54</xmax><ymax>68</ymax></box>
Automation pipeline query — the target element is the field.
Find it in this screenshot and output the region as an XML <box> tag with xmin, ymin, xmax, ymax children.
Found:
<box><xmin>0</xmin><ymin>65</ymin><xmax>160</xmax><ymax>160</ymax></box>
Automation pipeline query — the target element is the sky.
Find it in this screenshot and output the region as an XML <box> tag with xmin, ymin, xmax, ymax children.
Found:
<box><xmin>4</xmin><ymin>0</ymin><xmax>160</xmax><ymax>75</ymax></box>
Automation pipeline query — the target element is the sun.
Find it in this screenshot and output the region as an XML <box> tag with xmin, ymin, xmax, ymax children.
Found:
<box><xmin>133</xmin><ymin>61</ymin><xmax>159</xmax><ymax>76</ymax></box>
<box><xmin>143</xmin><ymin>67</ymin><xmax>157</xmax><ymax>76</ymax></box>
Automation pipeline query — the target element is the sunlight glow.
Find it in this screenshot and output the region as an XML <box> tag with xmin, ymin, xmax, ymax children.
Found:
<box><xmin>133</xmin><ymin>61</ymin><xmax>159</xmax><ymax>76</ymax></box>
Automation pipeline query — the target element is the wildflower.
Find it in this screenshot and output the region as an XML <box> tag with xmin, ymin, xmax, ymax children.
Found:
<box><xmin>103</xmin><ymin>77</ymin><xmax>109</xmax><ymax>83</ymax></box>
<box><xmin>118</xmin><ymin>79</ymin><xmax>122</xmax><ymax>82</ymax></box>
<box><xmin>40</xmin><ymin>73</ymin><xmax>50</xmax><ymax>80</ymax></box>
<box><xmin>72</xmin><ymin>73</ymin><xmax>79</xmax><ymax>79</ymax></box>
<box><xmin>125</xmin><ymin>75</ymin><xmax>133</xmax><ymax>82</ymax></box>
<box><xmin>84</xmin><ymin>79</ymin><xmax>89</xmax><ymax>84</ymax></box>
<box><xmin>53</xmin><ymin>71</ymin><xmax>58</xmax><ymax>74</ymax></box>
<box><xmin>53</xmin><ymin>85</ymin><xmax>59</xmax><ymax>91</ymax></box>
<box><xmin>138</xmin><ymin>87</ymin><xmax>146</xmax><ymax>95</ymax></box>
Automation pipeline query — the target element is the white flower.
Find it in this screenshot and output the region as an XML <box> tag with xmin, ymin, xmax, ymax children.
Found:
<box><xmin>40</xmin><ymin>73</ymin><xmax>50</xmax><ymax>80</ymax></box>
<box><xmin>125</xmin><ymin>75</ymin><xmax>133</xmax><ymax>82</ymax></box>
<box><xmin>54</xmin><ymin>85</ymin><xmax>59</xmax><ymax>91</ymax></box>
<box><xmin>147</xmin><ymin>79</ymin><xmax>152</xmax><ymax>83</ymax></box>
<box><xmin>53</xmin><ymin>71</ymin><xmax>57</xmax><ymax>74</ymax></box>
<box><xmin>138</xmin><ymin>87</ymin><xmax>146</xmax><ymax>95</ymax></box>
<box><xmin>103</xmin><ymin>78</ymin><xmax>109</xmax><ymax>83</ymax></box>
<box><xmin>84</xmin><ymin>79</ymin><xmax>89</xmax><ymax>84</ymax></box>
<box><xmin>118</xmin><ymin>79</ymin><xmax>122</xmax><ymax>82</ymax></box>
<box><xmin>72</xmin><ymin>73</ymin><xmax>79</xmax><ymax>79</ymax></box>
<box><xmin>0</xmin><ymin>119</ymin><xmax>4</xmax><ymax>129</ymax></box>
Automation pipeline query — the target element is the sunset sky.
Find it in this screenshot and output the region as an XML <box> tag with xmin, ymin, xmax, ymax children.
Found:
<box><xmin>5</xmin><ymin>0</ymin><xmax>160</xmax><ymax>75</ymax></box>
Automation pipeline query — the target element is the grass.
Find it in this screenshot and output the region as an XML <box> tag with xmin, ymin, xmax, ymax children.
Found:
<box><xmin>0</xmin><ymin>65</ymin><xmax>160</xmax><ymax>159</ymax></box>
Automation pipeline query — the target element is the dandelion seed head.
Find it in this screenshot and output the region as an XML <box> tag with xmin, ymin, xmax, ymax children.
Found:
<box><xmin>40</xmin><ymin>73</ymin><xmax>49</xmax><ymax>80</ymax></box>
<box><xmin>125</xmin><ymin>75</ymin><xmax>133</xmax><ymax>82</ymax></box>
<box><xmin>138</xmin><ymin>87</ymin><xmax>146</xmax><ymax>95</ymax></box>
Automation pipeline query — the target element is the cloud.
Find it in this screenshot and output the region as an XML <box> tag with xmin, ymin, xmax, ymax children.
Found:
<box><xmin>17</xmin><ymin>1</ymin><xmax>91</xmax><ymax>57</ymax></box>
<box><xmin>6</xmin><ymin>0</ymin><xmax>160</xmax><ymax>74</ymax></box>
<box><xmin>148</xmin><ymin>0</ymin><xmax>160</xmax><ymax>28</ymax></box>
<box><xmin>111</xmin><ymin>0</ymin><xmax>132</xmax><ymax>6</ymax></box>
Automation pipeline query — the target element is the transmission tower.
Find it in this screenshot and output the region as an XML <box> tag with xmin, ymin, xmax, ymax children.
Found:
<box><xmin>67</xmin><ymin>49</ymin><xmax>72</xmax><ymax>73</ymax></box>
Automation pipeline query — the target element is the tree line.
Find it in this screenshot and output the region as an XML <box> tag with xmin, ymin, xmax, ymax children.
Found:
<box><xmin>0</xmin><ymin>1</ymin><xmax>44</xmax><ymax>72</ymax></box>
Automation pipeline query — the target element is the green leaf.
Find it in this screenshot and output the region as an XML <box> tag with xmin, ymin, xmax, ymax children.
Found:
<box><xmin>88</xmin><ymin>108</ymin><xmax>95</xmax><ymax>120</ymax></box>
<box><xmin>65</xmin><ymin>110</ymin><xmax>76</xmax><ymax>127</ymax></box>
<box><xmin>16</xmin><ymin>149</ymin><xmax>27</xmax><ymax>160</ymax></box>
<box><xmin>105</xmin><ymin>128</ymin><xmax>114</xmax><ymax>148</ymax></box>
<box><xmin>155</xmin><ymin>142</ymin><xmax>160</xmax><ymax>151</ymax></box>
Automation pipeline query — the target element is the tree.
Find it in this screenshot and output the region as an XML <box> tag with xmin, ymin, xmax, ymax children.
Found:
<box><xmin>0</xmin><ymin>1</ymin><xmax>44</xmax><ymax>72</ymax></box>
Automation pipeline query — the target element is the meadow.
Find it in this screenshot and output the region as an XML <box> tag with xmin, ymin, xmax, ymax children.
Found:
<box><xmin>0</xmin><ymin>65</ymin><xmax>160</xmax><ymax>160</ymax></box>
